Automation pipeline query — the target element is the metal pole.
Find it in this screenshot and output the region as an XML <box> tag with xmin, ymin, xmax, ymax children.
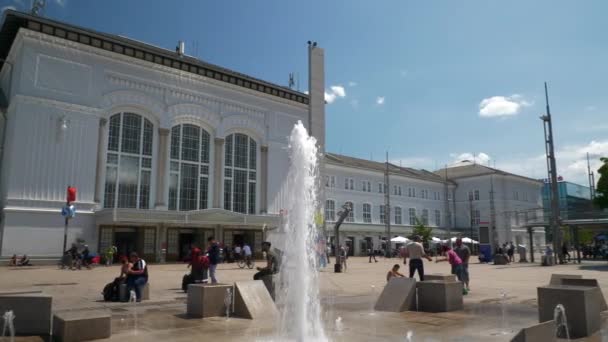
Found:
<box><xmin>444</xmin><ymin>165</ymin><xmax>451</xmax><ymax>239</ymax></box>
<box><xmin>62</xmin><ymin>194</ymin><xmax>69</xmax><ymax>253</ymax></box>
<box><xmin>469</xmin><ymin>197</ymin><xmax>474</xmax><ymax>242</ymax></box>
<box><xmin>528</xmin><ymin>227</ymin><xmax>535</xmax><ymax>263</ymax></box>
<box><xmin>385</xmin><ymin>151</ymin><xmax>391</xmax><ymax>257</ymax></box>
<box><xmin>490</xmin><ymin>176</ymin><xmax>497</xmax><ymax>253</ymax></box>
<box><xmin>541</xmin><ymin>82</ymin><xmax>562</xmax><ymax>264</ymax></box>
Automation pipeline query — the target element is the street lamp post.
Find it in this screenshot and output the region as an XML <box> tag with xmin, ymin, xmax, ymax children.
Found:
<box><xmin>333</xmin><ymin>203</ymin><xmax>351</xmax><ymax>273</ymax></box>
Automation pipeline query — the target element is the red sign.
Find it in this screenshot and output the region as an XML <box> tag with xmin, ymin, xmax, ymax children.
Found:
<box><xmin>67</xmin><ymin>186</ymin><xmax>77</xmax><ymax>203</ymax></box>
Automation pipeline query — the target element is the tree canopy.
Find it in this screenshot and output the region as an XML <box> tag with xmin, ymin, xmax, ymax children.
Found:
<box><xmin>595</xmin><ymin>157</ymin><xmax>608</xmax><ymax>209</ymax></box>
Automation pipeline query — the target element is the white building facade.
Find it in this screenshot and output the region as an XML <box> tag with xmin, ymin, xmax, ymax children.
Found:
<box><xmin>324</xmin><ymin>157</ymin><xmax>546</xmax><ymax>256</ymax></box>
<box><xmin>0</xmin><ymin>11</ymin><xmax>325</xmax><ymax>261</ymax></box>
<box><xmin>437</xmin><ymin>163</ymin><xmax>546</xmax><ymax>250</ymax></box>
<box><xmin>323</xmin><ymin>153</ymin><xmax>454</xmax><ymax>256</ymax></box>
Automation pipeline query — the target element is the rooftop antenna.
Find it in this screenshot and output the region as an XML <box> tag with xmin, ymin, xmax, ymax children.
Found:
<box><xmin>176</xmin><ymin>41</ymin><xmax>185</xmax><ymax>56</ymax></box>
<box><xmin>289</xmin><ymin>73</ymin><xmax>295</xmax><ymax>89</ymax></box>
<box><xmin>296</xmin><ymin>72</ymin><xmax>300</xmax><ymax>91</ymax></box>
<box><xmin>31</xmin><ymin>0</ymin><xmax>45</xmax><ymax>16</ymax></box>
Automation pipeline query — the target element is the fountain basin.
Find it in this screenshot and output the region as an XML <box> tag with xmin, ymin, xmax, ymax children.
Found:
<box><xmin>538</xmin><ymin>285</ymin><xmax>602</xmax><ymax>338</ymax></box>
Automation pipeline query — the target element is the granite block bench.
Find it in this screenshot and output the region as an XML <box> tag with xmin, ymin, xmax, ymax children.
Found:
<box><xmin>417</xmin><ymin>280</ymin><xmax>463</xmax><ymax>312</ymax></box>
<box><xmin>53</xmin><ymin>310</ymin><xmax>111</xmax><ymax>342</ymax></box>
<box><xmin>0</xmin><ymin>293</ymin><xmax>52</xmax><ymax>335</ymax></box>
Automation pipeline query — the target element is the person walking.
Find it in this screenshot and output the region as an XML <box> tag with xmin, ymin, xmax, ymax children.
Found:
<box><xmin>454</xmin><ymin>238</ymin><xmax>471</xmax><ymax>293</ymax></box>
<box><xmin>368</xmin><ymin>240</ymin><xmax>378</xmax><ymax>263</ymax></box>
<box><xmin>242</xmin><ymin>243</ymin><xmax>252</xmax><ymax>267</ymax></box>
<box><xmin>105</xmin><ymin>245</ymin><xmax>117</xmax><ymax>266</ymax></box>
<box><xmin>126</xmin><ymin>252</ymin><xmax>148</xmax><ymax>302</ymax></box>
<box><xmin>340</xmin><ymin>245</ymin><xmax>348</xmax><ymax>272</ymax></box>
<box><xmin>403</xmin><ymin>236</ymin><xmax>432</xmax><ymax>281</ymax></box>
<box><xmin>507</xmin><ymin>242</ymin><xmax>515</xmax><ymax>263</ymax></box>
<box><xmin>207</xmin><ymin>236</ymin><xmax>220</xmax><ymax>284</ymax></box>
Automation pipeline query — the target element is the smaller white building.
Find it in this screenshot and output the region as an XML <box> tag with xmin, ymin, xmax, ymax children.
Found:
<box><xmin>436</xmin><ymin>162</ymin><xmax>546</xmax><ymax>250</ymax></box>
<box><xmin>323</xmin><ymin>153</ymin><xmax>453</xmax><ymax>256</ymax></box>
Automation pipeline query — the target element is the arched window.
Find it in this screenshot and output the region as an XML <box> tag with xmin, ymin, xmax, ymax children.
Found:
<box><xmin>168</xmin><ymin>124</ymin><xmax>211</xmax><ymax>211</ymax></box>
<box><xmin>345</xmin><ymin>201</ymin><xmax>354</xmax><ymax>222</ymax></box>
<box><xmin>325</xmin><ymin>200</ymin><xmax>336</xmax><ymax>222</ymax></box>
<box><xmin>104</xmin><ymin>112</ymin><xmax>153</xmax><ymax>209</ymax></box>
<box><xmin>224</xmin><ymin>133</ymin><xmax>257</xmax><ymax>214</ymax></box>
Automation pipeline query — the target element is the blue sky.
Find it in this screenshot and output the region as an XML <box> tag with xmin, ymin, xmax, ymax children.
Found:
<box><xmin>2</xmin><ymin>0</ymin><xmax>607</xmax><ymax>185</ymax></box>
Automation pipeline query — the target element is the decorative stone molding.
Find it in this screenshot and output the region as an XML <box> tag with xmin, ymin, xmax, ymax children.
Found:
<box><xmin>106</xmin><ymin>72</ymin><xmax>164</xmax><ymax>96</ymax></box>
<box><xmin>100</xmin><ymin>89</ymin><xmax>165</xmax><ymax>123</ymax></box>
<box><xmin>15</xmin><ymin>94</ymin><xmax>102</xmax><ymax>117</ymax></box>
<box><xmin>219</xmin><ymin>114</ymin><xmax>266</xmax><ymax>144</ymax></box>
<box><xmin>167</xmin><ymin>103</ymin><xmax>220</xmax><ymax>130</ymax></box>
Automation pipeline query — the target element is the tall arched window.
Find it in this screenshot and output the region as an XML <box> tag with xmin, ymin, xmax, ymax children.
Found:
<box><xmin>224</xmin><ymin>133</ymin><xmax>257</xmax><ymax>214</ymax></box>
<box><xmin>345</xmin><ymin>201</ymin><xmax>354</xmax><ymax>222</ymax></box>
<box><xmin>104</xmin><ymin>112</ymin><xmax>153</xmax><ymax>209</ymax></box>
<box><xmin>168</xmin><ymin>124</ymin><xmax>211</xmax><ymax>211</ymax></box>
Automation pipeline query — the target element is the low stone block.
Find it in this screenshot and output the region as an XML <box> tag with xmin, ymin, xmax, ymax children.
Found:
<box><xmin>374</xmin><ymin>277</ymin><xmax>416</xmax><ymax>312</ymax></box>
<box><xmin>510</xmin><ymin>320</ymin><xmax>556</xmax><ymax>342</ymax></box>
<box><xmin>538</xmin><ymin>285</ymin><xmax>602</xmax><ymax>338</ymax></box>
<box><xmin>417</xmin><ymin>280</ymin><xmax>463</xmax><ymax>312</ymax></box>
<box><xmin>560</xmin><ymin>278</ymin><xmax>608</xmax><ymax>311</ymax></box>
<box><xmin>187</xmin><ymin>283</ymin><xmax>232</xmax><ymax>318</ymax></box>
<box><xmin>260</xmin><ymin>274</ymin><xmax>276</xmax><ymax>301</ymax></box>
<box><xmin>233</xmin><ymin>280</ymin><xmax>278</xmax><ymax>319</ymax></box>
<box><xmin>53</xmin><ymin>310</ymin><xmax>111</xmax><ymax>342</ymax></box>
<box><xmin>425</xmin><ymin>274</ymin><xmax>457</xmax><ymax>282</ymax></box>
<box><xmin>0</xmin><ymin>294</ymin><xmax>52</xmax><ymax>335</ymax></box>
<box><xmin>549</xmin><ymin>273</ymin><xmax>581</xmax><ymax>285</ymax></box>
<box><xmin>119</xmin><ymin>282</ymin><xmax>150</xmax><ymax>301</ymax></box>
<box><xmin>494</xmin><ymin>254</ymin><xmax>508</xmax><ymax>265</ymax></box>
<box><xmin>542</xmin><ymin>256</ymin><xmax>554</xmax><ymax>266</ymax></box>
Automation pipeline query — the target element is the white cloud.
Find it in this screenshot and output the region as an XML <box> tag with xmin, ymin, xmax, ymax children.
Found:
<box><xmin>478</xmin><ymin>94</ymin><xmax>533</xmax><ymax>118</ymax></box>
<box><xmin>376</xmin><ymin>96</ymin><xmax>385</xmax><ymax>105</ymax></box>
<box><xmin>450</xmin><ymin>152</ymin><xmax>491</xmax><ymax>165</ymax></box>
<box><xmin>324</xmin><ymin>85</ymin><xmax>346</xmax><ymax>104</ymax></box>
<box><xmin>348</xmin><ymin>81</ymin><xmax>357</xmax><ymax>87</ymax></box>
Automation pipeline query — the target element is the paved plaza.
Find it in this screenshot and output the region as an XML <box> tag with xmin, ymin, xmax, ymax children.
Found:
<box><xmin>2</xmin><ymin>257</ymin><xmax>608</xmax><ymax>341</ymax></box>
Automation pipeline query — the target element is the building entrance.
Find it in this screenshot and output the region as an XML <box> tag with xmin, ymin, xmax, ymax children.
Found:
<box><xmin>179</xmin><ymin>233</ymin><xmax>195</xmax><ymax>261</ymax></box>
<box><xmin>115</xmin><ymin>232</ymin><xmax>137</xmax><ymax>260</ymax></box>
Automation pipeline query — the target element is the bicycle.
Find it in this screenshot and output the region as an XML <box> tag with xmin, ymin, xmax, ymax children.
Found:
<box><xmin>237</xmin><ymin>256</ymin><xmax>255</xmax><ymax>269</ymax></box>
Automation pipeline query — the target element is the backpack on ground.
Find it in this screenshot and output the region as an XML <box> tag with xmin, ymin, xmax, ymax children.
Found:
<box><xmin>102</xmin><ymin>278</ymin><xmax>121</xmax><ymax>301</ymax></box>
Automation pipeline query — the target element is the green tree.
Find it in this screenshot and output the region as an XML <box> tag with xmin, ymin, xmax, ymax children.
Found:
<box><xmin>411</xmin><ymin>218</ymin><xmax>433</xmax><ymax>244</ymax></box>
<box><xmin>595</xmin><ymin>157</ymin><xmax>608</xmax><ymax>209</ymax></box>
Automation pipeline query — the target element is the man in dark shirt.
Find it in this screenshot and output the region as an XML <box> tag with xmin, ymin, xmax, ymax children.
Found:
<box><xmin>207</xmin><ymin>236</ymin><xmax>220</xmax><ymax>284</ymax></box>
<box><xmin>126</xmin><ymin>252</ymin><xmax>148</xmax><ymax>302</ymax></box>
<box><xmin>254</xmin><ymin>242</ymin><xmax>279</xmax><ymax>280</ymax></box>
<box><xmin>454</xmin><ymin>238</ymin><xmax>471</xmax><ymax>292</ymax></box>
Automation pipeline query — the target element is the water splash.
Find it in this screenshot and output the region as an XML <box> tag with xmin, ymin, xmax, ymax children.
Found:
<box><xmin>274</xmin><ymin>121</ymin><xmax>326</xmax><ymax>341</ymax></box>
<box><xmin>406</xmin><ymin>330</ymin><xmax>413</xmax><ymax>342</ymax></box>
<box><xmin>2</xmin><ymin>310</ymin><xmax>15</xmax><ymax>342</ymax></box>
<box><xmin>129</xmin><ymin>290</ymin><xmax>138</xmax><ymax>335</ymax></box>
<box><xmin>369</xmin><ymin>285</ymin><xmax>377</xmax><ymax>315</ymax></box>
<box><xmin>224</xmin><ymin>288</ymin><xmax>233</xmax><ymax>319</ymax></box>
<box><xmin>554</xmin><ymin>304</ymin><xmax>570</xmax><ymax>340</ymax></box>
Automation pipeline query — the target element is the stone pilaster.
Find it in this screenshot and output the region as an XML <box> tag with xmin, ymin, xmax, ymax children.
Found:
<box><xmin>155</xmin><ymin>128</ymin><xmax>170</xmax><ymax>209</ymax></box>
<box><xmin>213</xmin><ymin>138</ymin><xmax>224</xmax><ymax>208</ymax></box>
<box><xmin>260</xmin><ymin>145</ymin><xmax>268</xmax><ymax>214</ymax></box>
<box><xmin>93</xmin><ymin>118</ymin><xmax>107</xmax><ymax>205</ymax></box>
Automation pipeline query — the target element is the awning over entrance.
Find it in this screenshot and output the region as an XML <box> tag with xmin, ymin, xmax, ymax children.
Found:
<box><xmin>95</xmin><ymin>208</ymin><xmax>280</xmax><ymax>227</ymax></box>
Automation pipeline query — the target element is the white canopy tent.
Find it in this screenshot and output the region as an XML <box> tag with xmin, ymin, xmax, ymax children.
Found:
<box><xmin>390</xmin><ymin>236</ymin><xmax>409</xmax><ymax>243</ymax></box>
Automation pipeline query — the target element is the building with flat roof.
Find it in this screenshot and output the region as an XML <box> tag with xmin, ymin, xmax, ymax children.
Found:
<box><xmin>0</xmin><ymin>10</ymin><xmax>325</xmax><ymax>261</ymax></box>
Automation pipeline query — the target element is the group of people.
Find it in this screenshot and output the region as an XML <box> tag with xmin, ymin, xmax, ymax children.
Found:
<box><xmin>102</xmin><ymin>252</ymin><xmax>148</xmax><ymax>302</ymax></box>
<box><xmin>62</xmin><ymin>243</ymin><xmax>95</xmax><ymax>270</ymax></box>
<box><xmin>387</xmin><ymin>236</ymin><xmax>471</xmax><ymax>295</ymax></box>
<box><xmin>8</xmin><ymin>254</ymin><xmax>31</xmax><ymax>267</ymax></box>
<box><xmin>496</xmin><ymin>242</ymin><xmax>516</xmax><ymax>263</ymax></box>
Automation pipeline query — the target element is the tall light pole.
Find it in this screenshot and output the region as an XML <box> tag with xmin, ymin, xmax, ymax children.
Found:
<box><xmin>540</xmin><ymin>82</ymin><xmax>562</xmax><ymax>264</ymax></box>
<box><xmin>384</xmin><ymin>151</ymin><xmax>391</xmax><ymax>257</ymax></box>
